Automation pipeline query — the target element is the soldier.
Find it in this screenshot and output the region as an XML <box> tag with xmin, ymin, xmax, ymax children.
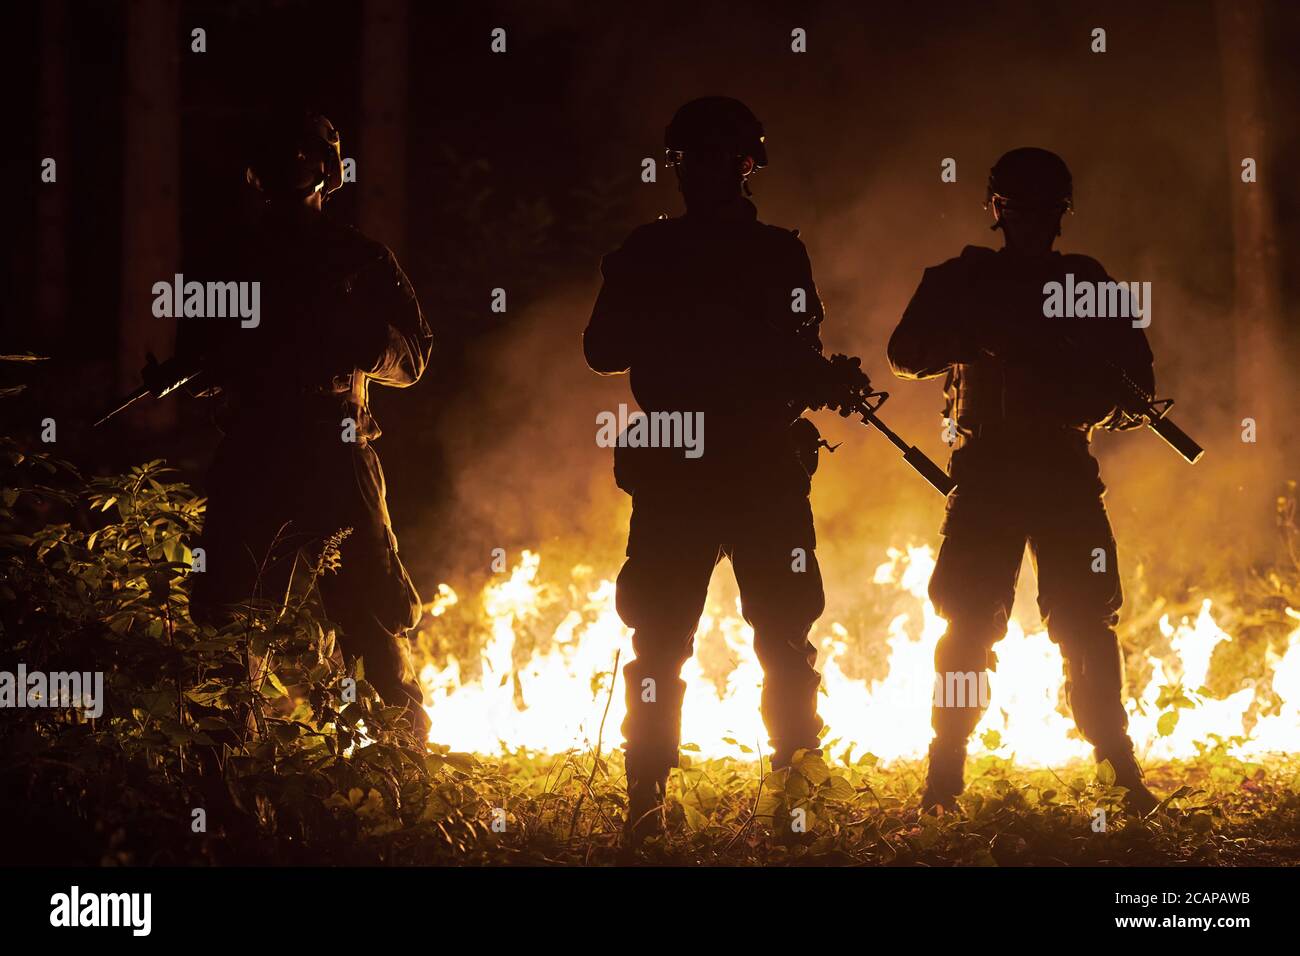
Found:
<box><xmin>888</xmin><ymin>147</ymin><xmax>1160</xmax><ymax>815</ymax></box>
<box><xmin>185</xmin><ymin>110</ymin><xmax>433</xmax><ymax>742</ymax></box>
<box><xmin>584</xmin><ymin>97</ymin><xmax>835</xmax><ymax>843</ymax></box>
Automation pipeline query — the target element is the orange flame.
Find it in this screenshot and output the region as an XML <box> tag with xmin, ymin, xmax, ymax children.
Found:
<box><xmin>419</xmin><ymin>548</ymin><xmax>1300</xmax><ymax>766</ymax></box>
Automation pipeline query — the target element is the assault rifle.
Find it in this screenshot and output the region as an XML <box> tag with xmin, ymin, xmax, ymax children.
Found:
<box><xmin>93</xmin><ymin>250</ymin><xmax>400</xmax><ymax>428</ymax></box>
<box><xmin>1094</xmin><ymin>354</ymin><xmax>1203</xmax><ymax>464</ymax></box>
<box><xmin>93</xmin><ymin>353</ymin><xmax>202</xmax><ymax>427</ymax></box>
<box><xmin>1054</xmin><ymin>332</ymin><xmax>1204</xmax><ymax>464</ymax></box>
<box><xmin>810</xmin><ymin>353</ymin><xmax>955</xmax><ymax>496</ymax></box>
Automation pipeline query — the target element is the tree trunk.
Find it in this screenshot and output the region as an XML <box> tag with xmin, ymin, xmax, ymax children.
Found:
<box><xmin>119</xmin><ymin>0</ymin><xmax>180</xmax><ymax>428</ymax></box>
<box><xmin>359</xmin><ymin>0</ymin><xmax>410</xmax><ymax>258</ymax></box>
<box><xmin>36</xmin><ymin>0</ymin><xmax>69</xmax><ymax>347</ymax></box>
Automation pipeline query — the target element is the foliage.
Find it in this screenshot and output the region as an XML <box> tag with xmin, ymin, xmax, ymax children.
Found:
<box><xmin>443</xmin><ymin>738</ymin><xmax>1300</xmax><ymax>866</ymax></box>
<box><xmin>0</xmin><ymin>437</ymin><xmax>489</xmax><ymax>864</ymax></box>
<box><xmin>2</xmin><ymin>421</ymin><xmax>1298</xmax><ymax>865</ymax></box>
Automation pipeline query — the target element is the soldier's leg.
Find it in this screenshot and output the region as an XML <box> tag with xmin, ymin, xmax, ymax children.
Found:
<box><xmin>190</xmin><ymin>434</ymin><xmax>306</xmax><ymax>623</ymax></box>
<box><xmin>188</xmin><ymin>434</ymin><xmax>306</xmax><ymax>755</ymax></box>
<box><xmin>614</xmin><ymin>492</ymin><xmax>720</xmax><ymax>788</ymax></box>
<box><xmin>729</xmin><ymin>494</ymin><xmax>825</xmax><ymax>770</ymax></box>
<box><xmin>313</xmin><ymin>442</ymin><xmax>429</xmax><ymax>742</ymax></box>
<box><xmin>1031</xmin><ymin>493</ymin><xmax>1156</xmax><ymax>812</ymax></box>
<box><xmin>924</xmin><ymin>503</ymin><xmax>1026</xmax><ymax>807</ymax></box>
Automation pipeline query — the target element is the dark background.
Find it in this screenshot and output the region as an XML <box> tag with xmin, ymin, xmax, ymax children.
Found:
<box><xmin>5</xmin><ymin>0</ymin><xmax>1299</xmax><ymax>623</ymax></box>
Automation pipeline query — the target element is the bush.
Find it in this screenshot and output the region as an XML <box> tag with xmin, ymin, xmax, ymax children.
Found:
<box><xmin>0</xmin><ymin>435</ymin><xmax>490</xmax><ymax>864</ymax></box>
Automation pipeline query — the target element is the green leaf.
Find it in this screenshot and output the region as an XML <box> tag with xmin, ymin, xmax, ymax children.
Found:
<box><xmin>264</xmin><ymin>672</ymin><xmax>289</xmax><ymax>698</ymax></box>
<box><xmin>754</xmin><ymin>791</ymin><xmax>782</xmax><ymax>820</ymax></box>
<box><xmin>1096</xmin><ymin>759</ymin><xmax>1116</xmax><ymax>787</ymax></box>
<box><xmin>184</xmin><ymin>681</ymin><xmax>228</xmax><ymax>707</ymax></box>
<box><xmin>823</xmin><ymin>776</ymin><xmax>855</xmax><ymax>800</ymax></box>
<box><xmin>794</xmin><ymin>752</ymin><xmax>830</xmax><ymax>786</ymax></box>
<box><xmin>444</xmin><ymin>752</ymin><xmax>479</xmax><ymax>773</ymax></box>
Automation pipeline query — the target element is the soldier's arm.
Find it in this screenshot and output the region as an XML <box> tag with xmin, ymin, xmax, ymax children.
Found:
<box><xmin>1113</xmin><ymin>282</ymin><xmax>1155</xmax><ymax>398</ymax></box>
<box><xmin>767</xmin><ymin>233</ymin><xmax>830</xmax><ymax>391</ymax></box>
<box><xmin>788</xmin><ymin>235</ymin><xmax>826</xmax><ymax>356</ymax></box>
<box><xmin>887</xmin><ymin>261</ymin><xmax>980</xmax><ymax>380</ymax></box>
<box><xmin>583</xmin><ymin>243</ymin><xmax>642</xmax><ymax>375</ymax></box>
<box><xmin>1082</xmin><ymin>257</ymin><xmax>1156</xmax><ymax>398</ymax></box>
<box><xmin>358</xmin><ymin>250</ymin><xmax>433</xmax><ymax>388</ymax></box>
<box><xmin>173</xmin><ymin>242</ymin><xmax>238</xmax><ymax>396</ymax></box>
<box><xmin>1126</xmin><ymin>327</ymin><xmax>1156</xmax><ymax>398</ymax></box>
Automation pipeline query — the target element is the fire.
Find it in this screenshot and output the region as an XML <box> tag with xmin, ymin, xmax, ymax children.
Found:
<box><xmin>419</xmin><ymin>548</ymin><xmax>1300</xmax><ymax>766</ymax></box>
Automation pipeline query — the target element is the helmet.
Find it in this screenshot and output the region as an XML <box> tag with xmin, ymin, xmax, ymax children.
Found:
<box><xmin>985</xmin><ymin>147</ymin><xmax>1073</xmax><ymax>212</ymax></box>
<box><xmin>664</xmin><ymin>97</ymin><xmax>767</xmax><ymax>169</ymax></box>
<box><xmin>245</xmin><ymin>109</ymin><xmax>344</xmax><ymax>200</ymax></box>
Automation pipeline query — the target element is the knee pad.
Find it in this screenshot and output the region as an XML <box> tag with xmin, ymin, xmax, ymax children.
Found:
<box><xmin>934</xmin><ymin>627</ymin><xmax>1001</xmax><ymax>675</ymax></box>
<box><xmin>741</xmin><ymin>570</ymin><xmax>825</xmax><ymax>636</ymax></box>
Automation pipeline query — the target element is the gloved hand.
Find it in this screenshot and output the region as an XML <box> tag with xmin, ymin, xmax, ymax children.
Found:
<box><xmin>1100</xmin><ymin>406</ymin><xmax>1148</xmax><ymax>431</ymax></box>
<box><xmin>804</xmin><ymin>353</ymin><xmax>872</xmax><ymax>416</ymax></box>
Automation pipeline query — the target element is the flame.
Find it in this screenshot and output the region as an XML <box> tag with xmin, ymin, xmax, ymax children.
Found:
<box><xmin>418</xmin><ymin>548</ymin><xmax>1300</xmax><ymax>766</ymax></box>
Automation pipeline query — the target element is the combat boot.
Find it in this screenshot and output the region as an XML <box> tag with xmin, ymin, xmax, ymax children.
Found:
<box><xmin>1100</xmin><ymin>747</ymin><xmax>1160</xmax><ymax>816</ymax></box>
<box><xmin>919</xmin><ymin>738</ymin><xmax>967</xmax><ymax>814</ymax></box>
<box><xmin>771</xmin><ymin>746</ymin><xmax>823</xmax><ymax>772</ymax></box>
<box><xmin>623</xmin><ymin>772</ymin><xmax>668</xmax><ymax>847</ymax></box>
<box><xmin>764</xmin><ymin>670</ymin><xmax>825</xmax><ymax>773</ymax></box>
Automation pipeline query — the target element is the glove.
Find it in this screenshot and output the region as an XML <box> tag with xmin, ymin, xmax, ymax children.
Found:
<box><xmin>1101</xmin><ymin>407</ymin><xmax>1148</xmax><ymax>431</ymax></box>
<box><xmin>814</xmin><ymin>354</ymin><xmax>872</xmax><ymax>416</ymax></box>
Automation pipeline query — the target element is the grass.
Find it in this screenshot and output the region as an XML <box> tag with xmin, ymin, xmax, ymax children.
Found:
<box><xmin>431</xmin><ymin>744</ymin><xmax>1300</xmax><ymax>866</ymax></box>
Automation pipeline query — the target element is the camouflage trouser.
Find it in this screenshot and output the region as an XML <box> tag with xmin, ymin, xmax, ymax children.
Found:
<box><xmin>614</xmin><ymin>482</ymin><xmax>825</xmax><ymax>781</ymax></box>
<box><xmin>927</xmin><ymin>439</ymin><xmax>1131</xmax><ymax>756</ymax></box>
<box><xmin>190</xmin><ymin>427</ymin><xmax>428</xmax><ymax>740</ymax></box>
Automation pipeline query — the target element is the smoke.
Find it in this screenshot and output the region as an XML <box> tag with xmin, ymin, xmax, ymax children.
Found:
<box><xmin>411</xmin><ymin>1</ymin><xmax>1298</xmax><ymax>642</ymax></box>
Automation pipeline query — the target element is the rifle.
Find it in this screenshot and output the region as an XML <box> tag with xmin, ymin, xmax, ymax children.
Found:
<box><xmin>1098</xmin><ymin>360</ymin><xmax>1204</xmax><ymax>464</ymax></box>
<box><xmin>1057</xmin><ymin>333</ymin><xmax>1204</xmax><ymax>465</ymax></box>
<box><xmin>93</xmin><ymin>353</ymin><xmax>202</xmax><ymax>427</ymax></box>
<box><xmin>810</xmin><ymin>353</ymin><xmax>955</xmax><ymax>496</ymax></box>
<box><xmin>91</xmin><ymin>249</ymin><xmax>402</xmax><ymax>428</ymax></box>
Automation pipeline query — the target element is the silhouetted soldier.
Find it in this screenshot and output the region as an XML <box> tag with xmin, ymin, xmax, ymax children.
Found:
<box><xmin>889</xmin><ymin>147</ymin><xmax>1160</xmax><ymax>815</ymax></box>
<box><xmin>186</xmin><ymin>111</ymin><xmax>433</xmax><ymax>742</ymax></box>
<box><xmin>585</xmin><ymin>98</ymin><xmax>830</xmax><ymax>842</ymax></box>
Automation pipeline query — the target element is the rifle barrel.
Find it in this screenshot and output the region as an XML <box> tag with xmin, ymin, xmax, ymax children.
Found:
<box><xmin>92</xmin><ymin>385</ymin><xmax>150</xmax><ymax>428</ymax></box>
<box><xmin>1147</xmin><ymin>414</ymin><xmax>1204</xmax><ymax>464</ymax></box>
<box><xmin>857</xmin><ymin>406</ymin><xmax>955</xmax><ymax>496</ymax></box>
<box><xmin>860</xmin><ymin>410</ymin><xmax>909</xmax><ymax>453</ymax></box>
